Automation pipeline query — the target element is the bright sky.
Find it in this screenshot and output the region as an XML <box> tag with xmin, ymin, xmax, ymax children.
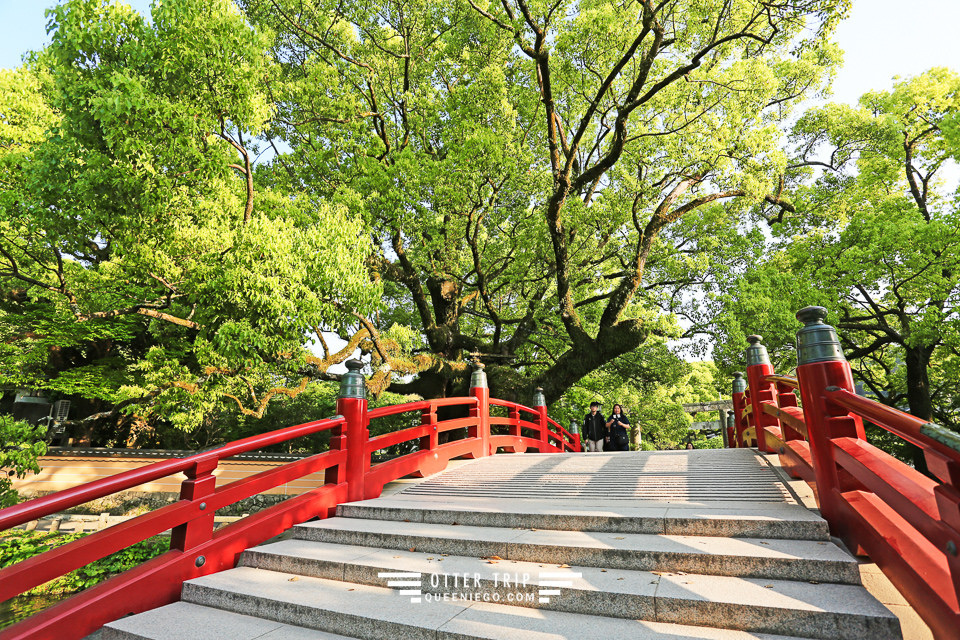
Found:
<box><xmin>2</xmin><ymin>0</ymin><xmax>958</xmax><ymax>100</ymax></box>
<box><xmin>830</xmin><ymin>0</ymin><xmax>960</xmax><ymax>104</ymax></box>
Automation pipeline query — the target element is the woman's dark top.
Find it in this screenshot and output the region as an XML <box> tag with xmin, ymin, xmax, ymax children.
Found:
<box><xmin>609</xmin><ymin>413</ymin><xmax>630</xmax><ymax>451</ymax></box>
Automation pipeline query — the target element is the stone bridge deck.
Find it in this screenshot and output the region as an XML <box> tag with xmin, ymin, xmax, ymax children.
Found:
<box><xmin>401</xmin><ymin>448</ymin><xmax>796</xmax><ymax>503</ymax></box>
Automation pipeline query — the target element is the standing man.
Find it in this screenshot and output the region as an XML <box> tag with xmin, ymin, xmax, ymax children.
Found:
<box><xmin>583</xmin><ymin>401</ymin><xmax>607</xmax><ymax>452</ymax></box>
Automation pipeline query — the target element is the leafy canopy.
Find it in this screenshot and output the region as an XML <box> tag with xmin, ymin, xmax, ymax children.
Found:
<box><xmin>0</xmin><ymin>0</ymin><xmax>379</xmax><ymax>434</ymax></box>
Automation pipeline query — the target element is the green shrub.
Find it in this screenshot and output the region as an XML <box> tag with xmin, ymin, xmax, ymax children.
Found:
<box><xmin>0</xmin><ymin>530</ymin><xmax>168</xmax><ymax>594</ymax></box>
<box><xmin>0</xmin><ymin>416</ymin><xmax>47</xmax><ymax>507</ymax></box>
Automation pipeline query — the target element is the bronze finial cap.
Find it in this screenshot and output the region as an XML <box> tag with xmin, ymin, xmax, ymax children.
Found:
<box><xmin>732</xmin><ymin>372</ymin><xmax>747</xmax><ymax>394</ymax></box>
<box><xmin>745</xmin><ymin>335</ymin><xmax>771</xmax><ymax>366</ymax></box>
<box><xmin>796</xmin><ymin>306</ymin><xmax>828</xmax><ymax>325</ymax></box>
<box><xmin>469</xmin><ymin>361</ymin><xmax>488</xmax><ymax>389</ymax></box>
<box><xmin>338</xmin><ymin>359</ymin><xmax>367</xmax><ymax>399</ymax></box>
<box><xmin>796</xmin><ymin>306</ymin><xmax>845</xmax><ymax>365</ymax></box>
<box><xmin>532</xmin><ymin>387</ymin><xmax>546</xmax><ymax>407</ymax></box>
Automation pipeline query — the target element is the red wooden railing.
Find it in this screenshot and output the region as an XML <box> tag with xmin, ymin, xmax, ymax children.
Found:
<box><xmin>0</xmin><ymin>361</ymin><xmax>579</xmax><ymax>640</ymax></box>
<box><xmin>731</xmin><ymin>307</ymin><xmax>960</xmax><ymax>639</ymax></box>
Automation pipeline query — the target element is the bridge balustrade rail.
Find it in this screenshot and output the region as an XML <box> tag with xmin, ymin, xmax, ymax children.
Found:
<box><xmin>730</xmin><ymin>306</ymin><xmax>960</xmax><ymax>639</ymax></box>
<box><xmin>0</xmin><ymin>361</ymin><xmax>579</xmax><ymax>640</ymax></box>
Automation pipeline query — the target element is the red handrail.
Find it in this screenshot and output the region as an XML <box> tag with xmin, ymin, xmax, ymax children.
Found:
<box><xmin>489</xmin><ymin>397</ymin><xmax>539</xmax><ymax>415</ymax></box>
<box><xmin>0</xmin><ymin>416</ymin><xmax>345</xmax><ymax>531</ymax></box>
<box><xmin>827</xmin><ymin>387</ymin><xmax>960</xmax><ymax>464</ymax></box>
<box><xmin>760</xmin><ymin>402</ymin><xmax>808</xmax><ymax>439</ymax></box>
<box><xmin>546</xmin><ymin>416</ymin><xmax>578</xmax><ymax>450</ymax></box>
<box><xmin>0</xmin><ymin>368</ymin><xmax>579</xmax><ymax>640</ymax></box>
<box><xmin>0</xmin><ymin>449</ymin><xmax>346</xmax><ymax>602</ymax></box>
<box><xmin>367</xmin><ymin>396</ymin><xmax>478</xmax><ymax>420</ymax></box>
<box><xmin>488</xmin><ymin>397</ymin><xmax>577</xmax><ymax>452</ymax></box>
<box><xmin>733</xmin><ymin>312</ymin><xmax>960</xmax><ymax>638</ymax></box>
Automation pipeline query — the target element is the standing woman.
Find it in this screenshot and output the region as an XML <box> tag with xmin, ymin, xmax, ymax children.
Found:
<box><xmin>607</xmin><ymin>404</ymin><xmax>630</xmax><ymax>451</ymax></box>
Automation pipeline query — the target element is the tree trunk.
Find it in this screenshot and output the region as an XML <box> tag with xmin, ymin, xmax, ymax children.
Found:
<box><xmin>904</xmin><ymin>344</ymin><xmax>934</xmax><ymax>475</ymax></box>
<box><xmin>533</xmin><ymin>323</ymin><xmax>649</xmax><ymax>405</ymax></box>
<box><xmin>904</xmin><ymin>345</ymin><xmax>933</xmax><ymax>421</ymax></box>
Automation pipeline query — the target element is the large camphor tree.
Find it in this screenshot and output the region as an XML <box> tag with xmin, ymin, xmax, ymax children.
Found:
<box><xmin>243</xmin><ymin>0</ymin><xmax>848</xmax><ymax>403</ymax></box>
<box><xmin>1</xmin><ymin>0</ymin><xmax>850</xmax><ymax>441</ymax></box>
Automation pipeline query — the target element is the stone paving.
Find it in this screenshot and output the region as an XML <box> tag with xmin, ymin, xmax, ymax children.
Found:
<box><xmin>401</xmin><ymin>449</ymin><xmax>795</xmax><ymax>502</ymax></box>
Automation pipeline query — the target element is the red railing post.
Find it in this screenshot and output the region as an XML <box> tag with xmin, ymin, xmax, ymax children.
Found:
<box><xmin>794</xmin><ymin>306</ymin><xmax>866</xmax><ymax>527</ymax></box>
<box><xmin>337</xmin><ymin>359</ymin><xmax>370</xmax><ymax>503</ymax></box>
<box><xmin>419</xmin><ymin>403</ymin><xmax>439</xmax><ymax>453</ymax></box>
<box><xmin>533</xmin><ymin>387</ymin><xmax>549</xmax><ymax>451</ymax></box>
<box><xmin>169</xmin><ymin>457</ymin><xmax>217</xmax><ymax>551</ymax></box>
<box><xmin>776</xmin><ymin>381</ymin><xmax>804</xmax><ymax>444</ymax></box>
<box><xmin>745</xmin><ymin>336</ymin><xmax>781</xmax><ymax>453</ymax></box>
<box><xmin>469</xmin><ymin>362</ymin><xmax>491</xmax><ymax>457</ymax></box>
<box><xmin>725</xmin><ymin>411</ymin><xmax>735</xmax><ymax>448</ymax></box>
<box><xmin>324</xmin><ymin>424</ymin><xmax>347</xmax><ymax>488</ymax></box>
<box><xmin>508</xmin><ymin>405</ymin><xmax>521</xmax><ymax>438</ymax></box>
<box><xmin>570</xmin><ymin>419</ymin><xmax>582</xmax><ymax>452</ymax></box>
<box><xmin>931</xmin><ymin>461</ymin><xmax>960</xmax><ymax>600</ymax></box>
<box><xmin>324</xmin><ymin>413</ymin><xmax>348</xmax><ymax>510</ymax></box>
<box><xmin>732</xmin><ymin>372</ymin><xmax>747</xmax><ymax>448</ymax></box>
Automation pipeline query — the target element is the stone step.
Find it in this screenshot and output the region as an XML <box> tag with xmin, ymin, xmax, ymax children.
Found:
<box><xmin>160</xmin><ymin>566</ymin><xmax>826</xmax><ymax>640</ymax></box>
<box><xmin>101</xmin><ymin>601</ymin><xmax>353</xmax><ymax>640</ymax></box>
<box><xmin>335</xmin><ymin>496</ymin><xmax>830</xmax><ymax>540</ymax></box>
<box><xmin>291</xmin><ymin>516</ymin><xmax>861</xmax><ymax>584</ymax></box>
<box><xmin>238</xmin><ymin>538</ymin><xmax>899</xmax><ymax>640</ymax></box>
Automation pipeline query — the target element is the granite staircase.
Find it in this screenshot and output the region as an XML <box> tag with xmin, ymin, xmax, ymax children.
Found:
<box><xmin>101</xmin><ymin>451</ymin><xmax>902</xmax><ymax>640</ymax></box>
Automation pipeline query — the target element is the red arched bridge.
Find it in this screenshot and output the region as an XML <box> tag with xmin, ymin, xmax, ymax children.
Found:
<box><xmin>0</xmin><ymin>306</ymin><xmax>958</xmax><ymax>639</ymax></box>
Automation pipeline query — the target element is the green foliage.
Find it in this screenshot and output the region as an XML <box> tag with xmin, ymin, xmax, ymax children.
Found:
<box><xmin>627</xmin><ymin>362</ymin><xmax>727</xmax><ymax>450</ymax></box>
<box><xmin>551</xmin><ymin>345</ymin><xmax>724</xmax><ymax>450</ymax></box>
<box><xmin>708</xmin><ymin>67</ymin><xmax>960</xmax><ymax>459</ymax></box>
<box><xmin>0</xmin><ymin>0</ymin><xmax>864</xmax><ymax>447</ymax></box>
<box><xmin>239</xmin><ymin>0</ymin><xmax>848</xmax><ymax>405</ymax></box>
<box><xmin>0</xmin><ymin>530</ymin><xmax>167</xmax><ymax>594</ymax></box>
<box><xmin>0</xmin><ymin>0</ymin><xmax>379</xmax><ymax>441</ymax></box>
<box><xmin>0</xmin><ymin>416</ymin><xmax>47</xmax><ymax>507</ymax></box>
